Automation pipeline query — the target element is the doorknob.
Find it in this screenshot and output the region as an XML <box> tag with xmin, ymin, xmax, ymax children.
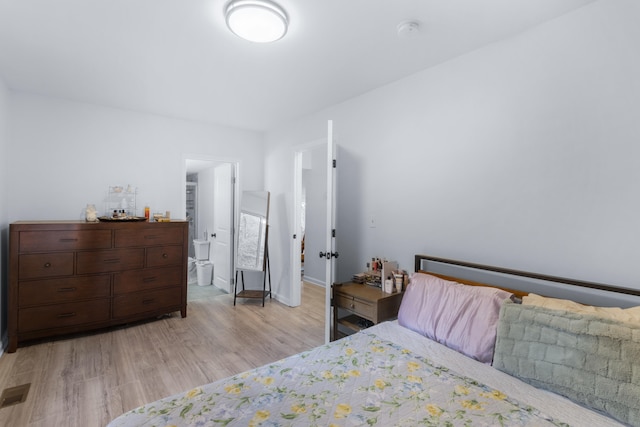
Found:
<box><xmin>320</xmin><ymin>251</ymin><xmax>339</xmax><ymax>259</ymax></box>
<box><xmin>211</xmin><ymin>233</ymin><xmax>217</xmax><ymax>238</ymax></box>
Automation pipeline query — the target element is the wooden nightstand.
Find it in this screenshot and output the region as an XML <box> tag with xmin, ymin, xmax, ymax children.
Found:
<box><xmin>332</xmin><ymin>282</ymin><xmax>404</xmax><ymax>341</ymax></box>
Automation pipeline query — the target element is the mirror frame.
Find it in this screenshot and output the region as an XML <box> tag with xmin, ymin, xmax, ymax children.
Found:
<box><xmin>235</xmin><ymin>191</ymin><xmax>270</xmax><ymax>271</ymax></box>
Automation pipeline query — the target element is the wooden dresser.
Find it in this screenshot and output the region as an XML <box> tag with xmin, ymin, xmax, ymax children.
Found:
<box><xmin>8</xmin><ymin>220</ymin><xmax>188</xmax><ymax>353</ymax></box>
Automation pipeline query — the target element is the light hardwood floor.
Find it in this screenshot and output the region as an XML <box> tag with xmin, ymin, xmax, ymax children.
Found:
<box><xmin>0</xmin><ymin>282</ymin><xmax>325</xmax><ymax>427</ymax></box>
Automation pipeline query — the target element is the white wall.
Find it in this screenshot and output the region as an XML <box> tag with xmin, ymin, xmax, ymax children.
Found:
<box><xmin>0</xmin><ymin>75</ymin><xmax>8</xmax><ymax>352</ymax></box>
<box><xmin>265</xmin><ymin>0</ymin><xmax>640</xmax><ymax>304</ymax></box>
<box><xmin>7</xmin><ymin>93</ymin><xmax>264</xmax><ymax>222</ymax></box>
<box><xmin>1</xmin><ymin>92</ymin><xmax>264</xmax><ymax>347</ymax></box>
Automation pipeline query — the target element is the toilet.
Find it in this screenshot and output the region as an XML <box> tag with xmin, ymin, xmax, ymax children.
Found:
<box><xmin>193</xmin><ymin>239</ymin><xmax>213</xmax><ymax>286</ymax></box>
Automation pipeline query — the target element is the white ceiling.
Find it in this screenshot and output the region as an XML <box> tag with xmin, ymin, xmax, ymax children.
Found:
<box><xmin>0</xmin><ymin>0</ymin><xmax>595</xmax><ymax>132</ymax></box>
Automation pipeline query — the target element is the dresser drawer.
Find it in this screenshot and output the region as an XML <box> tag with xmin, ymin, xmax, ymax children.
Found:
<box><xmin>146</xmin><ymin>245</ymin><xmax>183</xmax><ymax>268</ymax></box>
<box><xmin>77</xmin><ymin>248</ymin><xmax>144</xmax><ymax>274</ymax></box>
<box><xmin>334</xmin><ymin>294</ymin><xmax>375</xmax><ymax>319</ymax></box>
<box><xmin>114</xmin><ymin>266</ymin><xmax>183</xmax><ymax>294</ymax></box>
<box><xmin>112</xmin><ymin>287</ymin><xmax>181</xmax><ymax>319</ymax></box>
<box><xmin>19</xmin><ymin>275</ymin><xmax>110</xmax><ymax>307</ymax></box>
<box><xmin>19</xmin><ymin>252</ymin><xmax>74</xmax><ymax>280</ymax></box>
<box><xmin>18</xmin><ymin>299</ymin><xmax>110</xmax><ymax>332</ymax></box>
<box><xmin>19</xmin><ymin>230</ymin><xmax>112</xmax><ymax>252</ymax></box>
<box><xmin>115</xmin><ymin>227</ymin><xmax>183</xmax><ymax>248</ymax></box>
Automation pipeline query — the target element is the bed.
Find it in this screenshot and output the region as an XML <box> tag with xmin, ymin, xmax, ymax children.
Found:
<box><xmin>107</xmin><ymin>254</ymin><xmax>640</xmax><ymax>426</ymax></box>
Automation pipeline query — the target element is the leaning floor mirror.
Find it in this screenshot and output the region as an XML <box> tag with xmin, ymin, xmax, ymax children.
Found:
<box><xmin>234</xmin><ymin>191</ymin><xmax>271</xmax><ymax>305</ymax></box>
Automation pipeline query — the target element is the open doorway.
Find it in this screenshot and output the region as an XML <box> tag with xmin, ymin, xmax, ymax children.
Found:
<box><xmin>299</xmin><ymin>144</ymin><xmax>327</xmax><ymax>288</ymax></box>
<box><xmin>292</xmin><ymin>140</ymin><xmax>325</xmax><ymax>307</ymax></box>
<box><xmin>183</xmin><ymin>157</ymin><xmax>238</xmax><ymax>299</ymax></box>
<box><xmin>292</xmin><ymin>121</ymin><xmax>336</xmax><ymax>342</ymax></box>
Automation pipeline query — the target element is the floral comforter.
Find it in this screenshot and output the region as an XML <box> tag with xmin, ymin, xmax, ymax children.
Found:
<box><xmin>108</xmin><ymin>332</ymin><xmax>567</xmax><ymax>426</ymax></box>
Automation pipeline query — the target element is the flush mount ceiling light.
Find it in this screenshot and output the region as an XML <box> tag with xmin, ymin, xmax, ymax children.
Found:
<box><xmin>225</xmin><ymin>0</ymin><xmax>288</xmax><ymax>43</ymax></box>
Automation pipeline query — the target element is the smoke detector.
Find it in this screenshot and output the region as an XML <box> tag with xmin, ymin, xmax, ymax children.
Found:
<box><xmin>397</xmin><ymin>21</ymin><xmax>421</xmax><ymax>38</ymax></box>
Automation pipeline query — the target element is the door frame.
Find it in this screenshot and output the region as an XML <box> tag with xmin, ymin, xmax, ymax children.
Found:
<box><xmin>182</xmin><ymin>154</ymin><xmax>241</xmax><ymax>290</ymax></box>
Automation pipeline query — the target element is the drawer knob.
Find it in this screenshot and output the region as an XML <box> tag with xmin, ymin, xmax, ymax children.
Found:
<box><xmin>350</xmin><ymin>303</ymin><xmax>355</xmax><ymax>309</ymax></box>
<box><xmin>57</xmin><ymin>287</ymin><xmax>77</xmax><ymax>293</ymax></box>
<box><xmin>143</xmin><ymin>276</ymin><xmax>158</xmax><ymax>283</ymax></box>
<box><xmin>44</xmin><ymin>262</ymin><xmax>52</xmax><ymax>268</ymax></box>
<box><xmin>162</xmin><ymin>253</ymin><xmax>169</xmax><ymax>258</ymax></box>
<box><xmin>142</xmin><ymin>299</ymin><xmax>154</xmax><ymax>305</ymax></box>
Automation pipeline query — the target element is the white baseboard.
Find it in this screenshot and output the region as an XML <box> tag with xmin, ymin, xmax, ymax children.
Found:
<box><xmin>271</xmin><ymin>291</ymin><xmax>290</xmax><ymax>306</ymax></box>
<box><xmin>302</xmin><ymin>276</ymin><xmax>325</xmax><ymax>287</ymax></box>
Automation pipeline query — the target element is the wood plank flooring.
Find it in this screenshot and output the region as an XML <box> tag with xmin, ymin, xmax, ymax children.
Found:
<box><xmin>0</xmin><ymin>282</ymin><xmax>325</xmax><ymax>427</ymax></box>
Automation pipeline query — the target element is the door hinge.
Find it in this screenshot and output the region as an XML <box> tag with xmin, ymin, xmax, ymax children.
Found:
<box><xmin>332</xmin><ymin>159</ymin><xmax>336</xmax><ymax>168</ymax></box>
<box><xmin>332</xmin><ymin>229</ymin><xmax>336</xmax><ymax>238</ymax></box>
<box><xmin>293</xmin><ymin>234</ymin><xmax>297</xmax><ymax>239</ymax></box>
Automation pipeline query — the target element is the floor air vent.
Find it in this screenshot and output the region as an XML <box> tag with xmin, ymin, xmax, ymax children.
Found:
<box><xmin>0</xmin><ymin>383</ymin><xmax>30</xmax><ymax>409</ymax></box>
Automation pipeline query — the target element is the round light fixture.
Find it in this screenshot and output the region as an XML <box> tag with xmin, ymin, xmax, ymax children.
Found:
<box><xmin>225</xmin><ymin>0</ymin><xmax>288</xmax><ymax>43</ymax></box>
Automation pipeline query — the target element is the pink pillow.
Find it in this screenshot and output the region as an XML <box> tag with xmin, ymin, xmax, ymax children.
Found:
<box><xmin>398</xmin><ymin>273</ymin><xmax>512</xmax><ymax>364</ymax></box>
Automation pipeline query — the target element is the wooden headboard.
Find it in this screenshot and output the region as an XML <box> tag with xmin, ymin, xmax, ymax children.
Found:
<box><xmin>414</xmin><ymin>254</ymin><xmax>640</xmax><ymax>308</ymax></box>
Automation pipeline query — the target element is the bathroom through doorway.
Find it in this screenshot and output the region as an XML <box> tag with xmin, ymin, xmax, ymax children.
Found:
<box><xmin>184</xmin><ymin>157</ymin><xmax>238</xmax><ymax>296</ymax></box>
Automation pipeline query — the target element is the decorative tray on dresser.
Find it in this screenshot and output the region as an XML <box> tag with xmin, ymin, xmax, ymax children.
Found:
<box><xmin>8</xmin><ymin>220</ymin><xmax>188</xmax><ymax>353</ymax></box>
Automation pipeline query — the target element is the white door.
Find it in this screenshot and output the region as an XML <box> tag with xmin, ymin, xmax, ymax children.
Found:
<box><xmin>324</xmin><ymin>120</ymin><xmax>337</xmax><ymax>344</ymax></box>
<box><xmin>213</xmin><ymin>163</ymin><xmax>234</xmax><ymax>293</ymax></box>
